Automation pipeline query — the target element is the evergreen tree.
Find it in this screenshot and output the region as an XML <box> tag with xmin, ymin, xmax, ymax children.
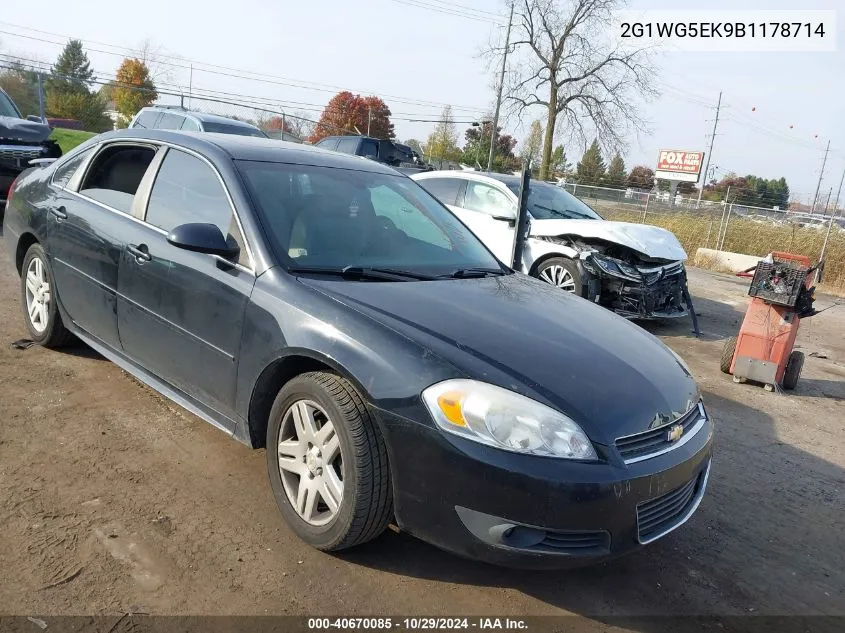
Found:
<box><xmin>48</xmin><ymin>40</ymin><xmax>95</xmax><ymax>95</ymax></box>
<box><xmin>550</xmin><ymin>145</ymin><xmax>571</xmax><ymax>175</ymax></box>
<box><xmin>575</xmin><ymin>139</ymin><xmax>606</xmax><ymax>185</ymax></box>
<box><xmin>606</xmin><ymin>153</ymin><xmax>626</xmax><ymax>189</ymax></box>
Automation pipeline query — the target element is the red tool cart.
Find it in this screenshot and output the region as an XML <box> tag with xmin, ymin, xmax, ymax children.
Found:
<box><xmin>721</xmin><ymin>252</ymin><xmax>818</xmax><ymax>391</ymax></box>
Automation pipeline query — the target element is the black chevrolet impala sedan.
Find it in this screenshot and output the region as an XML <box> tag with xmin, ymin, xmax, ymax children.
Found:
<box><xmin>3</xmin><ymin>130</ymin><xmax>712</xmax><ymax>568</ymax></box>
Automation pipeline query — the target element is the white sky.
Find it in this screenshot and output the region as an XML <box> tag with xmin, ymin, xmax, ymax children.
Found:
<box><xmin>1</xmin><ymin>0</ymin><xmax>842</xmax><ymax>203</ymax></box>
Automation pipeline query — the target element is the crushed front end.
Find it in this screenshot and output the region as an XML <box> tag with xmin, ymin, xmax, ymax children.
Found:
<box><xmin>581</xmin><ymin>253</ymin><xmax>690</xmax><ymax>319</ymax></box>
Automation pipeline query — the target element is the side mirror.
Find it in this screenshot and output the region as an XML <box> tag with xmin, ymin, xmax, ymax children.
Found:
<box><xmin>167</xmin><ymin>223</ymin><xmax>240</xmax><ymax>259</ymax></box>
<box><xmin>26</xmin><ymin>115</ymin><xmax>45</xmax><ymax>123</ymax></box>
<box><xmin>492</xmin><ymin>215</ymin><xmax>516</xmax><ymax>228</ymax></box>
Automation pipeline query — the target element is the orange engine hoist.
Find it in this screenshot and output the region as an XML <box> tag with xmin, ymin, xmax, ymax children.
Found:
<box><xmin>721</xmin><ymin>252</ymin><xmax>818</xmax><ymax>392</ymax></box>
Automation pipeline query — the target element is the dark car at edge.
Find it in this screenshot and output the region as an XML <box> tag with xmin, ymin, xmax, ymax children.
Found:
<box><xmin>3</xmin><ymin>129</ymin><xmax>713</xmax><ymax>568</ymax></box>
<box><xmin>1</xmin><ymin>87</ymin><xmax>62</xmax><ymax>204</ymax></box>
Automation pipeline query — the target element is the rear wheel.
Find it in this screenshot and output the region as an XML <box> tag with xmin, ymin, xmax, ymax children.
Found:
<box><xmin>782</xmin><ymin>351</ymin><xmax>804</xmax><ymax>390</ymax></box>
<box><xmin>265</xmin><ymin>371</ymin><xmax>392</xmax><ymax>551</ymax></box>
<box><xmin>720</xmin><ymin>336</ymin><xmax>737</xmax><ymax>374</ymax></box>
<box><xmin>534</xmin><ymin>257</ymin><xmax>581</xmax><ymax>294</ymax></box>
<box><xmin>20</xmin><ymin>243</ymin><xmax>73</xmax><ymax>348</ymax></box>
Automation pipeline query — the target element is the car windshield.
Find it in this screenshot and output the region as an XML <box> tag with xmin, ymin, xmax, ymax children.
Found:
<box><xmin>506</xmin><ymin>181</ymin><xmax>603</xmax><ymax>221</ymax></box>
<box><xmin>203</xmin><ymin>122</ymin><xmax>267</xmax><ymax>137</ymax></box>
<box><xmin>0</xmin><ymin>91</ymin><xmax>22</xmax><ymax>118</ymax></box>
<box><xmin>237</xmin><ymin>161</ymin><xmax>505</xmax><ymax>277</ymax></box>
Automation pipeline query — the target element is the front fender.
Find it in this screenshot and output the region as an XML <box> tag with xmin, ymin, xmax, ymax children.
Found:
<box><xmin>523</xmin><ymin>237</ymin><xmax>580</xmax><ymax>274</ymax></box>
<box><xmin>234</xmin><ymin>268</ymin><xmax>464</xmax><ymax>441</ymax></box>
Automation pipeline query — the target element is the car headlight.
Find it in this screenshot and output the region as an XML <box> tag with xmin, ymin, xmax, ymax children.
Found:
<box><xmin>422</xmin><ymin>379</ymin><xmax>598</xmax><ymax>460</ymax></box>
<box><xmin>591</xmin><ymin>254</ymin><xmax>641</xmax><ymax>281</ymax></box>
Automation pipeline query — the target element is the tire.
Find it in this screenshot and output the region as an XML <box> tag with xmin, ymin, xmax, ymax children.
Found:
<box><xmin>20</xmin><ymin>243</ymin><xmax>73</xmax><ymax>348</ymax></box>
<box><xmin>720</xmin><ymin>336</ymin><xmax>737</xmax><ymax>374</ymax></box>
<box><xmin>265</xmin><ymin>371</ymin><xmax>393</xmax><ymax>551</ymax></box>
<box><xmin>782</xmin><ymin>351</ymin><xmax>804</xmax><ymax>390</ymax></box>
<box><xmin>534</xmin><ymin>257</ymin><xmax>581</xmax><ymax>294</ymax></box>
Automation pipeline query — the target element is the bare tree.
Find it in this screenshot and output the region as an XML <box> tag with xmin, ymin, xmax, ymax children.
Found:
<box><xmin>495</xmin><ymin>0</ymin><xmax>657</xmax><ymax>180</ymax></box>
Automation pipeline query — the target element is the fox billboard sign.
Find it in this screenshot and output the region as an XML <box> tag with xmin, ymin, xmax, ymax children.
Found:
<box><xmin>655</xmin><ymin>149</ymin><xmax>704</xmax><ymax>182</ymax></box>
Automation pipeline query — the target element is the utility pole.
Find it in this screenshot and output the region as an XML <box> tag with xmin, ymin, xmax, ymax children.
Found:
<box><xmin>696</xmin><ymin>91</ymin><xmax>721</xmax><ymax>209</ymax></box>
<box><xmin>811</xmin><ymin>140</ymin><xmax>830</xmax><ymax>213</ymax></box>
<box><xmin>832</xmin><ymin>167</ymin><xmax>845</xmax><ymax>217</ymax></box>
<box><xmin>367</xmin><ymin>108</ymin><xmax>372</xmax><ymax>136</ymax></box>
<box><xmin>823</xmin><ymin>188</ymin><xmax>833</xmax><ymax>215</ymax></box>
<box><xmin>37</xmin><ymin>72</ymin><xmax>45</xmax><ymax>121</ymax></box>
<box><xmin>188</xmin><ymin>64</ymin><xmax>193</xmax><ymax>108</ymax></box>
<box><xmin>487</xmin><ymin>1</ymin><xmax>514</xmax><ymax>172</ymax></box>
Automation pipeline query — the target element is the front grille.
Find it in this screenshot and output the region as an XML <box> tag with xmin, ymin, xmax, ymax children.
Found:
<box><xmin>641</xmin><ymin>262</ymin><xmax>684</xmax><ymax>286</ymax></box>
<box><xmin>637</xmin><ymin>466</ymin><xmax>707</xmax><ymax>542</ymax></box>
<box><xmin>616</xmin><ymin>403</ymin><xmax>704</xmax><ymax>463</ymax></box>
<box><xmin>0</xmin><ymin>144</ymin><xmax>45</xmax><ymax>166</ymax></box>
<box><xmin>538</xmin><ymin>530</ymin><xmax>610</xmax><ymax>554</ymax></box>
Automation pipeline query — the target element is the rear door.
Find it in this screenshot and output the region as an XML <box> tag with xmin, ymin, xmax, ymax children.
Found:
<box><xmin>116</xmin><ymin>146</ymin><xmax>255</xmax><ymax>423</ymax></box>
<box><xmin>46</xmin><ymin>141</ymin><xmax>159</xmax><ymax>349</ymax></box>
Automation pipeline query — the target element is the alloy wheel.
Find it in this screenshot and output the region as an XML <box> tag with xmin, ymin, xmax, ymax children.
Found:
<box><xmin>277</xmin><ymin>399</ymin><xmax>344</xmax><ymax>526</ymax></box>
<box><xmin>539</xmin><ymin>264</ymin><xmax>576</xmax><ymax>292</ymax></box>
<box><xmin>25</xmin><ymin>256</ymin><xmax>51</xmax><ymax>333</ymax></box>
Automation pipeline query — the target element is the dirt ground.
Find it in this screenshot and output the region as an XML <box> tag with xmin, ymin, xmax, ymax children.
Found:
<box><xmin>0</xmin><ymin>241</ymin><xmax>843</xmax><ymax>623</ymax></box>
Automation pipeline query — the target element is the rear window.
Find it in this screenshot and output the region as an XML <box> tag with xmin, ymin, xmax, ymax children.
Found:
<box><xmin>52</xmin><ymin>147</ymin><xmax>95</xmax><ymax>188</ymax></box>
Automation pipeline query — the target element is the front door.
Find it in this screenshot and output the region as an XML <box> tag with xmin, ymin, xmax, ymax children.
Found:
<box><xmin>116</xmin><ymin>147</ymin><xmax>254</xmax><ymax>422</ymax></box>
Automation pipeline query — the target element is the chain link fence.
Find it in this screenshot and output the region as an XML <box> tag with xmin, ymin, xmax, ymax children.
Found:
<box><xmin>563</xmin><ymin>182</ymin><xmax>845</xmax><ymax>289</ymax></box>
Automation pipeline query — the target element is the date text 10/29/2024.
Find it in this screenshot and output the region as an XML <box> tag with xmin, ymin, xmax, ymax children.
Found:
<box><xmin>308</xmin><ymin>618</ymin><xmax>528</xmax><ymax>630</ymax></box>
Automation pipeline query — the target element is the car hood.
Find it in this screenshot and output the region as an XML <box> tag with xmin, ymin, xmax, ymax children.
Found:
<box><xmin>530</xmin><ymin>218</ymin><xmax>688</xmax><ymax>261</ymax></box>
<box><xmin>0</xmin><ymin>116</ymin><xmax>51</xmax><ymax>143</ymax></box>
<box><xmin>299</xmin><ymin>273</ymin><xmax>699</xmax><ymax>444</ymax></box>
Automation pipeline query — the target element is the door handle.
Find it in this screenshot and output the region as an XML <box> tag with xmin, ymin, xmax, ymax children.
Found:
<box><xmin>127</xmin><ymin>244</ymin><xmax>152</xmax><ymax>262</ymax></box>
<box><xmin>50</xmin><ymin>206</ymin><xmax>68</xmax><ymax>220</ymax></box>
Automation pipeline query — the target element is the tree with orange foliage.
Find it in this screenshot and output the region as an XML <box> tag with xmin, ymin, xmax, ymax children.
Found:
<box><xmin>311</xmin><ymin>91</ymin><xmax>394</xmax><ymax>141</ymax></box>
<box><xmin>112</xmin><ymin>58</ymin><xmax>157</xmax><ymax>124</ymax></box>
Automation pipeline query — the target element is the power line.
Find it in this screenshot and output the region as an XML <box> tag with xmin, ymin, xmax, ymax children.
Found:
<box><xmin>811</xmin><ymin>140</ymin><xmax>831</xmax><ymax>213</ymax></box>
<box><xmin>384</xmin><ymin>0</ymin><xmax>504</xmax><ymax>23</ymax></box>
<box><xmin>0</xmin><ymin>23</ymin><xmax>490</xmax><ymax>114</ymax></box>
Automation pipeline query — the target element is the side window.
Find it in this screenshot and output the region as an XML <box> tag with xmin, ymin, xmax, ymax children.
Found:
<box><xmin>157</xmin><ymin>113</ymin><xmax>183</xmax><ymax>130</ymax></box>
<box><xmin>180</xmin><ymin>117</ymin><xmax>201</xmax><ymax>131</ymax></box>
<box><xmin>463</xmin><ymin>181</ymin><xmax>515</xmax><ymax>217</ymax></box>
<box><xmin>417</xmin><ymin>177</ymin><xmax>462</xmax><ymax>206</ymax></box>
<box><xmin>369</xmin><ymin>185</ymin><xmax>451</xmax><ymax>249</ymax></box>
<box><xmin>78</xmin><ymin>144</ymin><xmax>156</xmax><ymax>213</ymax></box>
<box><xmin>360</xmin><ymin>139</ymin><xmax>378</xmax><ymax>159</ymax></box>
<box><xmin>336</xmin><ymin>138</ymin><xmax>358</xmax><ymax>154</ymax></box>
<box><xmin>52</xmin><ymin>147</ymin><xmax>94</xmax><ymax>189</ymax></box>
<box><xmin>316</xmin><ymin>138</ymin><xmax>339</xmax><ymax>151</ymax></box>
<box><xmin>133</xmin><ymin>111</ymin><xmax>161</xmax><ymax>129</ymax></box>
<box><xmin>145</xmin><ymin>149</ymin><xmax>247</xmax><ymax>265</ymax></box>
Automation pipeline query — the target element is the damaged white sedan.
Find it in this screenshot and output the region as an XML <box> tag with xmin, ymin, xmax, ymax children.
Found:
<box><xmin>412</xmin><ymin>171</ymin><xmax>692</xmax><ymax>320</ymax></box>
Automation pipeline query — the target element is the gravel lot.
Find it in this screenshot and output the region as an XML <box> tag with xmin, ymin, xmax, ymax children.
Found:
<box><xmin>0</xmin><ymin>240</ymin><xmax>843</xmax><ymax>623</ymax></box>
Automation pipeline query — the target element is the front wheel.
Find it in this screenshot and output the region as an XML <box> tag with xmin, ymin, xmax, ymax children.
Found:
<box><xmin>534</xmin><ymin>257</ymin><xmax>581</xmax><ymax>294</ymax></box>
<box><xmin>265</xmin><ymin>371</ymin><xmax>393</xmax><ymax>551</ymax></box>
<box><xmin>20</xmin><ymin>243</ymin><xmax>73</xmax><ymax>348</ymax></box>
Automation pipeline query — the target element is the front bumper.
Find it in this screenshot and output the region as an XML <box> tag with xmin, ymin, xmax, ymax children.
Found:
<box><xmin>376</xmin><ymin>407</ymin><xmax>713</xmax><ymax>569</ymax></box>
<box><xmin>582</xmin><ymin>259</ymin><xmax>690</xmax><ymax>320</ymax></box>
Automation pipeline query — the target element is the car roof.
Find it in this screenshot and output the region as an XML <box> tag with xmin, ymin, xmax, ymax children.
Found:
<box><xmin>413</xmin><ymin>169</ymin><xmax>525</xmax><ymax>188</ymax></box>
<box><xmin>92</xmin><ymin>129</ymin><xmax>402</xmax><ymax>174</ymax></box>
<box><xmin>141</xmin><ymin>107</ymin><xmax>261</xmax><ymax>130</ymax></box>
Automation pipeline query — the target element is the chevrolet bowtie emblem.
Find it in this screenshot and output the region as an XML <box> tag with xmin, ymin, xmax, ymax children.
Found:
<box><xmin>666</xmin><ymin>424</ymin><xmax>684</xmax><ymax>443</ymax></box>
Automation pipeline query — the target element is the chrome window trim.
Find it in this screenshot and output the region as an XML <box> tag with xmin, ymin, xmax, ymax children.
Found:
<box><xmin>53</xmin><ymin>137</ymin><xmax>256</xmax><ymax>276</ymax></box>
<box><xmin>636</xmin><ymin>459</ymin><xmax>711</xmax><ymax>545</ymax></box>
<box><xmin>618</xmin><ymin>402</ymin><xmax>707</xmax><ymax>465</ymax></box>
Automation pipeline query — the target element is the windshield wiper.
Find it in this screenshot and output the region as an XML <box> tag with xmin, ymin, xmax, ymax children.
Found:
<box><xmin>443</xmin><ymin>267</ymin><xmax>508</xmax><ymax>279</ymax></box>
<box><xmin>288</xmin><ymin>266</ymin><xmax>436</xmax><ymax>281</ymax></box>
